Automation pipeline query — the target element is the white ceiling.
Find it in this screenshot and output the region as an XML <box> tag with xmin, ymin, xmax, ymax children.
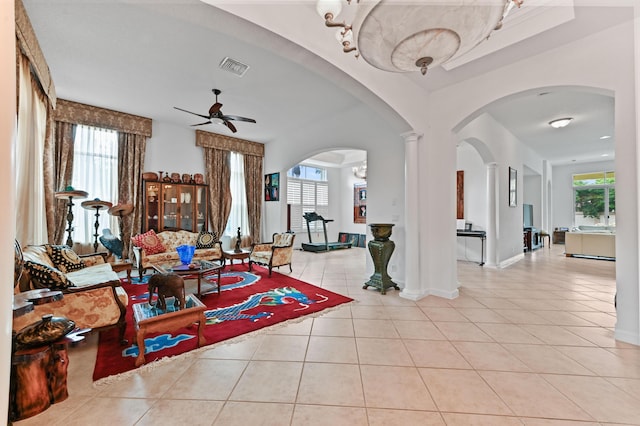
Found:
<box><xmin>22</xmin><ymin>0</ymin><xmax>633</xmax><ymax>167</ymax></box>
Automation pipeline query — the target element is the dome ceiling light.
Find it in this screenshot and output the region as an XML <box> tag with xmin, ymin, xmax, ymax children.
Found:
<box><xmin>316</xmin><ymin>0</ymin><xmax>524</xmax><ymax>75</ymax></box>
<box><xmin>549</xmin><ymin>117</ymin><xmax>573</xmax><ymax>129</ymax></box>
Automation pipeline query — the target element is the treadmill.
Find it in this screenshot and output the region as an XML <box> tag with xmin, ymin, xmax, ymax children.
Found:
<box><xmin>301</xmin><ymin>212</ymin><xmax>352</xmax><ymax>252</ymax></box>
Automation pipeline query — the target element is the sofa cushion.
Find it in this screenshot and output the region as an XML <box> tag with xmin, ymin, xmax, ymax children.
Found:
<box><xmin>132</xmin><ymin>230</ymin><xmax>166</xmax><ymax>255</ymax></box>
<box><xmin>196</xmin><ymin>230</ymin><xmax>218</xmax><ymax>249</ymax></box>
<box><xmin>157</xmin><ymin>230</ymin><xmax>197</xmax><ymax>251</ymax></box>
<box><xmin>66</xmin><ymin>263</ymin><xmax>120</xmax><ymax>288</ymax></box>
<box><xmin>46</xmin><ymin>244</ymin><xmax>85</xmax><ymax>273</ymax></box>
<box><xmin>274</xmin><ymin>233</ymin><xmax>294</xmax><ymax>247</ymax></box>
<box><xmin>22</xmin><ymin>245</ymin><xmax>56</xmax><ymax>268</ymax></box>
<box><xmin>24</xmin><ymin>261</ymin><xmax>74</xmax><ymax>290</ymax></box>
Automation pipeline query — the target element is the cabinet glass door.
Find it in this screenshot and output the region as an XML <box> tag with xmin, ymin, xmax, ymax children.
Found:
<box><xmin>180</xmin><ymin>186</ymin><xmax>195</xmax><ymax>231</ymax></box>
<box><xmin>145</xmin><ymin>182</ymin><xmax>160</xmax><ymax>232</ymax></box>
<box><xmin>162</xmin><ymin>184</ymin><xmax>178</xmax><ymax>230</ymax></box>
<box><xmin>195</xmin><ymin>186</ymin><xmax>207</xmax><ymax>231</ymax></box>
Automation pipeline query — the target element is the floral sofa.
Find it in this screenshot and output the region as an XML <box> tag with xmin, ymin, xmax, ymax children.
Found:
<box><xmin>131</xmin><ymin>229</ymin><xmax>223</xmax><ymax>279</ymax></box>
<box><xmin>13</xmin><ymin>244</ymin><xmax>128</xmax><ymax>343</ymax></box>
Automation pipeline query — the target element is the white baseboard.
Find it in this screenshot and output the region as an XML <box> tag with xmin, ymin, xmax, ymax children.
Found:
<box><xmin>615</xmin><ymin>328</ymin><xmax>640</xmax><ymax>346</ymax></box>
<box><xmin>499</xmin><ymin>252</ymin><xmax>525</xmax><ymax>268</ymax></box>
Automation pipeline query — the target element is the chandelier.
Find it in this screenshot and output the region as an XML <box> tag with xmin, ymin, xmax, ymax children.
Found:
<box><xmin>316</xmin><ymin>0</ymin><xmax>524</xmax><ymax>75</ymax></box>
<box><xmin>352</xmin><ymin>161</ymin><xmax>367</xmax><ymax>179</ymax></box>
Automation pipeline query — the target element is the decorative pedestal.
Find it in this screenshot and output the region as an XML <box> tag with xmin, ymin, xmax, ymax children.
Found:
<box><xmin>54</xmin><ymin>189</ymin><xmax>88</xmax><ymax>248</ymax></box>
<box><xmin>363</xmin><ymin>223</ymin><xmax>399</xmax><ymax>295</ymax></box>
<box><xmin>81</xmin><ymin>199</ymin><xmax>113</xmax><ymax>253</ymax></box>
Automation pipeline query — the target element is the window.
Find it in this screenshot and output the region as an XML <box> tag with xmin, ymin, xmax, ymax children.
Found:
<box><xmin>287</xmin><ymin>166</ymin><xmax>329</xmax><ymax>233</ymax></box>
<box><xmin>71</xmin><ymin>125</ymin><xmax>119</xmax><ymax>244</ymax></box>
<box><xmin>224</xmin><ymin>152</ymin><xmax>249</xmax><ymax>237</ymax></box>
<box><xmin>573</xmin><ymin>171</ymin><xmax>615</xmax><ymax>227</ymax></box>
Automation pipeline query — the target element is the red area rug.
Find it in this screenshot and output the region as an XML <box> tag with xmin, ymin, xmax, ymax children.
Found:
<box><xmin>93</xmin><ymin>266</ymin><xmax>352</xmax><ymax>383</ymax></box>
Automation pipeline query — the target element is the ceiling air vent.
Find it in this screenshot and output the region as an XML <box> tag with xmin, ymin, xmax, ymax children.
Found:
<box><xmin>219</xmin><ymin>57</ymin><xmax>249</xmax><ymax>77</ymax></box>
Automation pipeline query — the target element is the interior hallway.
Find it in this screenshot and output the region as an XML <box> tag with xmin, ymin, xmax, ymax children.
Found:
<box><xmin>15</xmin><ymin>243</ymin><xmax>640</xmax><ymax>425</ymax></box>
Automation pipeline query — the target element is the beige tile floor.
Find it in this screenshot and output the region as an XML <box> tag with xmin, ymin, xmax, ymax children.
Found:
<box><xmin>15</xmin><ymin>244</ymin><xmax>640</xmax><ymax>425</ymax></box>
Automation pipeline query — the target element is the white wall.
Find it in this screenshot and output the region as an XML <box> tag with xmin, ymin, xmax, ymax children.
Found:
<box><xmin>552</xmin><ymin>159</ymin><xmax>616</xmax><ymax>230</ymax></box>
<box><xmin>1</xmin><ymin>0</ymin><xmax>16</xmax><ymax>418</ymax></box>
<box><xmin>456</xmin><ymin>142</ymin><xmax>487</xmax><ymax>263</ymax></box>
<box><xmin>262</xmin><ymin>112</ymin><xmax>405</xmax><ymax>283</ymax></box>
<box><xmin>456</xmin><ymin>113</ymin><xmax>538</xmax><ymax>264</ymax></box>
<box><xmin>430</xmin><ymin>21</ymin><xmax>638</xmax><ymax>343</ymax></box>
<box><xmin>523</xmin><ymin>173</ymin><xmax>542</xmax><ymax>230</ymax></box>
<box><xmin>144</xmin><ymin>121</ymin><xmax>205</xmax><ymax>178</ymax></box>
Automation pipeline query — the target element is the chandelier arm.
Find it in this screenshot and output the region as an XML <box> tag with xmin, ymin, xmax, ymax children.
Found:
<box><xmin>324</xmin><ymin>12</ymin><xmax>346</xmax><ymax>28</ymax></box>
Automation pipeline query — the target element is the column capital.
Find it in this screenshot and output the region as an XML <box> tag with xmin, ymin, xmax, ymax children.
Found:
<box><xmin>401</xmin><ymin>131</ymin><xmax>422</xmax><ymax>143</ymax></box>
<box><xmin>487</xmin><ymin>162</ymin><xmax>498</xmax><ymax>169</ymax></box>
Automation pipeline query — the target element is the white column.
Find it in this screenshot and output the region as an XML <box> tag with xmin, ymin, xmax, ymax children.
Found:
<box><xmin>400</xmin><ymin>131</ymin><xmax>423</xmax><ymax>300</ymax></box>
<box><xmin>1</xmin><ymin>1</ymin><xmax>17</xmax><ymax>419</ymax></box>
<box><xmin>615</xmin><ymin>9</ymin><xmax>640</xmax><ymax>345</ymax></box>
<box><xmin>485</xmin><ymin>163</ymin><xmax>498</xmax><ymax>267</ymax></box>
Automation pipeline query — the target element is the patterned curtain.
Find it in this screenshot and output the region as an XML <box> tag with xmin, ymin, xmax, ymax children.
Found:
<box><xmin>118</xmin><ymin>133</ymin><xmax>147</xmax><ymax>260</ymax></box>
<box><xmin>243</xmin><ymin>154</ymin><xmax>263</xmax><ymax>243</ymax></box>
<box><xmin>204</xmin><ymin>147</ymin><xmax>232</xmax><ymax>237</ymax></box>
<box><xmin>50</xmin><ymin>121</ymin><xmax>75</xmax><ymax>244</ymax></box>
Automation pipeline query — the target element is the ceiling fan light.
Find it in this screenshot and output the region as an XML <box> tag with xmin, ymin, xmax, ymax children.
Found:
<box><xmin>211</xmin><ymin>118</ymin><xmax>224</xmax><ymax>125</ymax></box>
<box><xmin>549</xmin><ymin>117</ymin><xmax>573</xmax><ymax>128</ymax></box>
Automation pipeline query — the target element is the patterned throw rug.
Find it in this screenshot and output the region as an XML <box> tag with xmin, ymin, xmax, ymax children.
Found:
<box><xmin>93</xmin><ymin>266</ymin><xmax>353</xmax><ymax>383</ymax></box>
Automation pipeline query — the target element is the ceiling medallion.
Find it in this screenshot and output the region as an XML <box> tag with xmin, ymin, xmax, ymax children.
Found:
<box><xmin>317</xmin><ymin>0</ymin><xmax>524</xmax><ymax>76</ymax></box>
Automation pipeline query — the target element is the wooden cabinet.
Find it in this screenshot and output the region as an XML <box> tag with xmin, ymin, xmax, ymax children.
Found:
<box><xmin>524</xmin><ymin>228</ymin><xmax>541</xmax><ymax>252</ymax></box>
<box><xmin>553</xmin><ymin>230</ymin><xmax>566</xmax><ymax>244</ymax></box>
<box><xmin>142</xmin><ymin>181</ymin><xmax>208</xmax><ymax>233</ymax></box>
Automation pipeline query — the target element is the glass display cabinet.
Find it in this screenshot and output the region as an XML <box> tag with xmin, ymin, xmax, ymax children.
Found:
<box><xmin>142</xmin><ymin>181</ymin><xmax>208</xmax><ymax>233</ymax></box>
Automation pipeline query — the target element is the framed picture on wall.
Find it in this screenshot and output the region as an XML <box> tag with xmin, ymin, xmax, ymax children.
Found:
<box><xmin>265</xmin><ymin>172</ymin><xmax>279</xmax><ymax>201</ymax></box>
<box><xmin>354</xmin><ymin>183</ymin><xmax>366</xmax><ymax>224</ymax></box>
<box><xmin>509</xmin><ymin>167</ymin><xmax>517</xmax><ymax>207</ymax></box>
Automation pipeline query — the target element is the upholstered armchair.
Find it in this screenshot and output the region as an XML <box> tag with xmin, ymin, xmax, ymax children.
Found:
<box><xmin>248</xmin><ymin>232</ymin><xmax>296</xmax><ymax>277</ymax></box>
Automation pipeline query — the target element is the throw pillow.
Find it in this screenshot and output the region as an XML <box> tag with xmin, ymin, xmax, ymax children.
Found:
<box><xmin>45</xmin><ymin>244</ymin><xmax>85</xmax><ymax>273</ymax></box>
<box><xmin>23</xmin><ymin>261</ymin><xmax>74</xmax><ymax>290</ymax></box>
<box><xmin>196</xmin><ymin>230</ymin><xmax>217</xmax><ymax>249</ymax></box>
<box><xmin>131</xmin><ymin>229</ymin><xmax>166</xmax><ymax>255</ymax></box>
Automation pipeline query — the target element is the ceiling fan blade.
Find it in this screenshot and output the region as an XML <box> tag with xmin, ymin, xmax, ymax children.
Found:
<box><xmin>191</xmin><ymin>121</ymin><xmax>212</xmax><ymax>127</ymax></box>
<box><xmin>174</xmin><ymin>107</ymin><xmax>210</xmax><ymax>120</ymax></box>
<box><xmin>222</xmin><ymin>114</ymin><xmax>256</xmax><ymax>123</ymax></box>
<box><xmin>223</xmin><ymin>120</ymin><xmax>237</xmax><ymax>133</ymax></box>
<box><xmin>209</xmin><ymin>102</ymin><xmax>222</xmax><ymax>115</ymax></box>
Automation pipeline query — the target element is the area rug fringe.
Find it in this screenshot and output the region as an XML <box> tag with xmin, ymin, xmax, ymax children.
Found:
<box><xmin>93</xmin><ymin>300</ymin><xmax>353</xmax><ymax>387</ymax></box>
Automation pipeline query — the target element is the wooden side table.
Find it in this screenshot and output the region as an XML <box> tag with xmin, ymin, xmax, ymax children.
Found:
<box><xmin>133</xmin><ymin>294</ymin><xmax>206</xmax><ymax>366</ymax></box>
<box><xmin>110</xmin><ymin>260</ymin><xmax>133</xmax><ymax>282</ymax></box>
<box><xmin>223</xmin><ymin>249</ymin><xmax>251</xmax><ymax>270</ymax></box>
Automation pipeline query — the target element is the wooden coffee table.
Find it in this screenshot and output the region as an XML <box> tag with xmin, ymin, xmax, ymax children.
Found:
<box><xmin>151</xmin><ymin>259</ymin><xmax>223</xmax><ymax>298</ymax></box>
<box><xmin>109</xmin><ymin>260</ymin><xmax>133</xmax><ymax>282</ymax></box>
<box><xmin>132</xmin><ymin>294</ymin><xmax>206</xmax><ymax>367</ymax></box>
<box><xmin>223</xmin><ymin>249</ymin><xmax>251</xmax><ymax>270</ymax></box>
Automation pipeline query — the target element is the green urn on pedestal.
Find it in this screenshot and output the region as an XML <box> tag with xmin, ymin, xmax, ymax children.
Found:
<box><xmin>363</xmin><ymin>223</ymin><xmax>399</xmax><ymax>295</ymax></box>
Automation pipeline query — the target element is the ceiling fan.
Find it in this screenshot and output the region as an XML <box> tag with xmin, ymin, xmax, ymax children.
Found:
<box><xmin>174</xmin><ymin>88</ymin><xmax>256</xmax><ymax>133</ymax></box>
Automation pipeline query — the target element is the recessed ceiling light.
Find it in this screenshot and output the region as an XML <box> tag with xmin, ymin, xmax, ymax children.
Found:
<box><xmin>602</xmin><ymin>154</ymin><xmax>610</xmax><ymax>157</ymax></box>
<box><xmin>600</xmin><ymin>135</ymin><xmax>612</xmax><ymax>140</ymax></box>
<box><xmin>549</xmin><ymin>117</ymin><xmax>573</xmax><ymax>128</ymax></box>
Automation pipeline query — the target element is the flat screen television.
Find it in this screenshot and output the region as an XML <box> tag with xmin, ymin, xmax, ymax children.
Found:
<box><xmin>523</xmin><ymin>204</ymin><xmax>534</xmax><ymax>229</ymax></box>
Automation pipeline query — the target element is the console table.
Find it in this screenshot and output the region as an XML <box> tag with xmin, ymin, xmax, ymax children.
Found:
<box><xmin>456</xmin><ymin>230</ymin><xmax>486</xmax><ymax>266</ymax></box>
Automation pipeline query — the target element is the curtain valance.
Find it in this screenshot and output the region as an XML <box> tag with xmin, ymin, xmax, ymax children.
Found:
<box><xmin>15</xmin><ymin>0</ymin><xmax>56</xmax><ymax>107</ymax></box>
<box><xmin>195</xmin><ymin>130</ymin><xmax>264</xmax><ymax>157</ymax></box>
<box><xmin>54</xmin><ymin>99</ymin><xmax>152</xmax><ymax>137</ymax></box>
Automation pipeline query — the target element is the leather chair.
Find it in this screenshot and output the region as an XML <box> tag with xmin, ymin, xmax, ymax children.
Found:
<box><xmin>248</xmin><ymin>232</ymin><xmax>295</xmax><ymax>276</ymax></box>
